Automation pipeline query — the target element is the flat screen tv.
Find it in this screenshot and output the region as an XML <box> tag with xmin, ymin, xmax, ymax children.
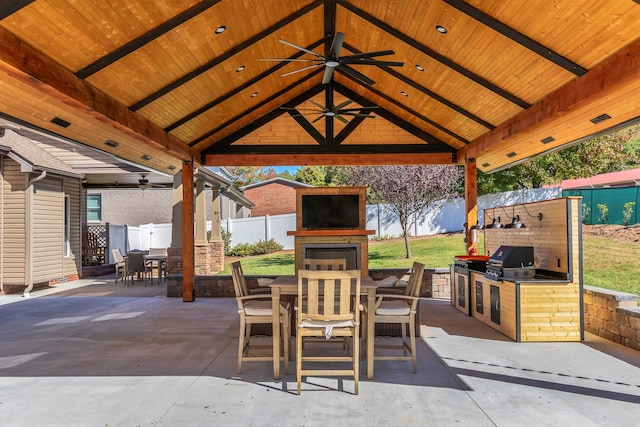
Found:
<box><xmin>301</xmin><ymin>194</ymin><xmax>360</xmax><ymax>229</ymax></box>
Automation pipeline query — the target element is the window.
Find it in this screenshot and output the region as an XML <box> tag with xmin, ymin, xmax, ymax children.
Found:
<box><xmin>64</xmin><ymin>195</ymin><xmax>71</xmax><ymax>256</ymax></box>
<box><xmin>87</xmin><ymin>194</ymin><xmax>102</xmax><ymax>222</ymax></box>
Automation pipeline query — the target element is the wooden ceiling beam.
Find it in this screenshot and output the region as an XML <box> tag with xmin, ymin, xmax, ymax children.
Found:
<box><xmin>194</xmin><ymin>71</ymin><xmax>323</xmax><ymax>148</ymax></box>
<box><xmin>343</xmin><ymin>42</ymin><xmax>495</xmax><ymax>130</ymax></box>
<box><xmin>337</xmin><ymin>0</ymin><xmax>530</xmax><ymax>109</ymax></box>
<box><xmin>0</xmin><ymin>26</ymin><xmax>197</xmax><ymax>162</ymax></box>
<box><xmin>203</xmin><ymin>152</ymin><xmax>456</xmax><ymax>167</ymax></box>
<box><xmin>459</xmin><ymin>37</ymin><xmax>640</xmax><ymax>162</ymax></box>
<box><xmin>76</xmin><ymin>0</ymin><xmax>223</xmax><ymax>79</ymax></box>
<box><xmin>443</xmin><ymin>0</ymin><xmax>587</xmax><ymax>76</ymax></box>
<box><xmin>0</xmin><ymin>0</ymin><xmax>34</xmax><ymax>20</ymax></box>
<box><xmin>165</xmin><ymin>39</ymin><xmax>324</xmax><ymax>132</ymax></box>
<box><xmin>130</xmin><ymin>0</ymin><xmax>323</xmax><ymax>111</ymax></box>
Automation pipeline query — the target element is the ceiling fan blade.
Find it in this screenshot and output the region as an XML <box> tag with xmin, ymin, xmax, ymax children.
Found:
<box><xmin>339</xmin><ymin>106</ymin><xmax>380</xmax><ymax>112</ymax></box>
<box><xmin>279</xmin><ymin>39</ymin><xmax>325</xmax><ymax>59</ymax></box>
<box><xmin>340</xmin><ymin>112</ymin><xmax>377</xmax><ymax>118</ymax></box>
<box><xmin>311</xmin><ymin>114</ymin><xmax>325</xmax><ymax>123</ymax></box>
<box><xmin>335</xmin><ymin>114</ymin><xmax>349</xmax><ymax>124</ymax></box>
<box><xmin>328</xmin><ymin>32</ymin><xmax>346</xmax><ymax>58</ymax></box>
<box><xmin>345</xmin><ymin>50</ymin><xmax>395</xmax><ymax>60</ymax></box>
<box><xmin>281</xmin><ymin>63</ymin><xmax>324</xmax><ymax>77</ymax></box>
<box><xmin>338</xmin><ymin>64</ymin><xmax>376</xmax><ymax>85</ymax></box>
<box><xmin>307</xmin><ymin>99</ymin><xmax>325</xmax><ymax>110</ymax></box>
<box><xmin>334</xmin><ymin>99</ymin><xmax>354</xmax><ymax>110</ymax></box>
<box><xmin>346</xmin><ymin>59</ymin><xmax>405</xmax><ymax>67</ymax></box>
<box><xmin>321</xmin><ymin>66</ymin><xmax>334</xmax><ymax>84</ymax></box>
<box><xmin>259</xmin><ymin>58</ymin><xmax>322</xmax><ymax>62</ymax></box>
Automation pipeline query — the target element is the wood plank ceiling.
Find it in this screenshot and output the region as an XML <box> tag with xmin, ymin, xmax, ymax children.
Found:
<box><xmin>1</xmin><ymin>0</ymin><xmax>640</xmax><ymax>174</ymax></box>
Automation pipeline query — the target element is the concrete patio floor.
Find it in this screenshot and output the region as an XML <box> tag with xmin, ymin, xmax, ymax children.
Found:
<box><xmin>1</xmin><ymin>275</ymin><xmax>639</xmax><ymax>426</ymax></box>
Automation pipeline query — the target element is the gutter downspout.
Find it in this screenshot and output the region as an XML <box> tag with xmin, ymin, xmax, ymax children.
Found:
<box><xmin>24</xmin><ymin>170</ymin><xmax>46</xmax><ymax>298</ymax></box>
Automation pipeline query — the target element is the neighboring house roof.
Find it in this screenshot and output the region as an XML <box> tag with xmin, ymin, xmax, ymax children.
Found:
<box><xmin>0</xmin><ymin>129</ymin><xmax>82</xmax><ymax>178</ymax></box>
<box><xmin>223</xmin><ymin>187</ymin><xmax>254</xmax><ymax>209</ymax></box>
<box><xmin>559</xmin><ymin>168</ymin><xmax>640</xmax><ymax>189</ymax></box>
<box><xmin>241</xmin><ymin>177</ymin><xmax>313</xmax><ymax>191</ymax></box>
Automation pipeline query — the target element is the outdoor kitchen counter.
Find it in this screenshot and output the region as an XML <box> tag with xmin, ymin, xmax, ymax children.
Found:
<box><xmin>468</xmin><ymin>271</ymin><xmax>582</xmax><ymax>342</ymax></box>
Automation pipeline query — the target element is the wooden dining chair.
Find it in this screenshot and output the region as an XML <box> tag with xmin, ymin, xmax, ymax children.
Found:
<box><xmin>301</xmin><ymin>258</ymin><xmax>349</xmax><ymax>350</ymax></box>
<box><xmin>147</xmin><ymin>247</ymin><xmax>168</xmax><ymax>280</ymax></box>
<box><xmin>231</xmin><ymin>261</ymin><xmax>290</xmax><ymax>374</ymax></box>
<box><xmin>362</xmin><ymin>262</ymin><xmax>425</xmax><ymax>374</ymax></box>
<box><xmin>111</xmin><ymin>248</ymin><xmax>126</xmax><ymax>283</ymax></box>
<box><xmin>296</xmin><ymin>269</ymin><xmax>361</xmax><ymax>395</ymax></box>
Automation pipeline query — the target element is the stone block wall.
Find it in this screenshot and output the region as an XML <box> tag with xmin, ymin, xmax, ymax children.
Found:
<box><xmin>167</xmin><ymin>242</ymin><xmax>224</xmax><ymax>277</ymax></box>
<box><xmin>166</xmin><ymin>267</ymin><xmax>452</xmax><ymax>299</ymax></box>
<box><xmin>584</xmin><ymin>286</ymin><xmax>640</xmax><ymax>351</ymax></box>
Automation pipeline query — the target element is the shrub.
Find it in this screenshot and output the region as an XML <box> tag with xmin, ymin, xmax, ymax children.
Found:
<box><xmin>221</xmin><ymin>229</ymin><xmax>232</xmax><ymax>255</ymax></box>
<box><xmin>582</xmin><ymin>203</ymin><xmax>591</xmax><ymax>224</ymax></box>
<box><xmin>622</xmin><ymin>202</ymin><xmax>636</xmax><ymax>226</ymax></box>
<box><xmin>227</xmin><ymin>243</ymin><xmax>253</xmax><ymax>257</ymax></box>
<box><xmin>252</xmin><ymin>239</ymin><xmax>284</xmax><ymax>255</ymax></box>
<box><xmin>597</xmin><ymin>203</ymin><xmax>609</xmax><ymax>224</ymax></box>
<box><xmin>226</xmin><ymin>238</ymin><xmax>283</xmax><ymax>257</ymax></box>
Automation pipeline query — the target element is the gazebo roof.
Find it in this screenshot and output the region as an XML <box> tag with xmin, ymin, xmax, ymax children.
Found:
<box><xmin>1</xmin><ymin>1</ymin><xmax>640</xmax><ymax>173</ymax></box>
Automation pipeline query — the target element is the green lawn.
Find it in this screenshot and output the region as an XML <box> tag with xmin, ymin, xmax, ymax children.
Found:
<box><xmin>218</xmin><ymin>233</ymin><xmax>640</xmax><ymax>302</ymax></box>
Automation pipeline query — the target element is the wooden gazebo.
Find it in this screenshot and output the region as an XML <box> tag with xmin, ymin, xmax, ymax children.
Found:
<box><xmin>2</xmin><ymin>0</ymin><xmax>640</xmax><ymax>299</ymax></box>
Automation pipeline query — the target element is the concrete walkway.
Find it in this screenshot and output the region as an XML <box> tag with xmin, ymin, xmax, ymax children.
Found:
<box><xmin>1</xmin><ymin>276</ymin><xmax>639</xmax><ymax>426</ymax></box>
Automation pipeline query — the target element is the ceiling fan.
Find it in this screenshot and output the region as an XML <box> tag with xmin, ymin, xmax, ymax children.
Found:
<box><xmin>260</xmin><ymin>32</ymin><xmax>404</xmax><ymax>85</ymax></box>
<box><xmin>282</xmin><ymin>99</ymin><xmax>379</xmax><ymax>123</ymax></box>
<box><xmin>138</xmin><ymin>174</ymin><xmax>163</xmax><ymax>190</ymax></box>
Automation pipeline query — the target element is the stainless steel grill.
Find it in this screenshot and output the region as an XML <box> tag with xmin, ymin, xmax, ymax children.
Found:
<box><xmin>485</xmin><ymin>246</ymin><xmax>535</xmax><ymax>281</ymax></box>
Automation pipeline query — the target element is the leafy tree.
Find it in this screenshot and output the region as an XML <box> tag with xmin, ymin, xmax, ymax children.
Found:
<box><xmin>277</xmin><ymin>170</ymin><xmax>296</xmax><ymax>181</ymax></box>
<box><xmin>295</xmin><ymin>166</ymin><xmax>326</xmax><ymax>186</ymax></box>
<box><xmin>478</xmin><ymin>123</ymin><xmax>640</xmax><ymax>194</ymax></box>
<box><xmin>226</xmin><ymin>166</ymin><xmax>277</xmax><ymax>189</ymax></box>
<box><xmin>338</xmin><ymin>165</ymin><xmax>463</xmax><ymax>258</ymax></box>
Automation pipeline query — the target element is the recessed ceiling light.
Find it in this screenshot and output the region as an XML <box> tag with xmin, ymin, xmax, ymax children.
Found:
<box><xmin>415</xmin><ymin>65</ymin><xmax>424</xmax><ymax>71</ymax></box>
<box><xmin>50</xmin><ymin>117</ymin><xmax>71</xmax><ymax>128</ymax></box>
<box><xmin>236</xmin><ymin>65</ymin><xmax>245</xmax><ymax>72</ymax></box>
<box><xmin>436</xmin><ymin>25</ymin><xmax>447</xmax><ymax>34</ymax></box>
<box><xmin>400</xmin><ymin>91</ymin><xmax>408</xmax><ymax>97</ymax></box>
<box><xmin>507</xmin><ymin>152</ymin><xmax>517</xmax><ymax>158</ymax></box>
<box><xmin>250</xmin><ymin>92</ymin><xmax>258</xmax><ymax>98</ymax></box>
<box><xmin>214</xmin><ymin>26</ymin><xmax>226</xmax><ymax>34</ymax></box>
<box><xmin>540</xmin><ymin>136</ymin><xmax>555</xmax><ymax>144</ymax></box>
<box><xmin>590</xmin><ymin>113</ymin><xmax>611</xmax><ymax>124</ymax></box>
<box><xmin>141</xmin><ymin>154</ymin><xmax>152</xmax><ymax>161</ymax></box>
<box><xmin>105</xmin><ymin>140</ymin><xmax>119</xmax><ymax>148</ymax></box>
<box><xmin>168</xmin><ymin>165</ymin><xmax>176</xmax><ymax>171</ymax></box>
<box><xmin>482</xmin><ymin>163</ymin><xmax>490</xmax><ymax>168</ymax></box>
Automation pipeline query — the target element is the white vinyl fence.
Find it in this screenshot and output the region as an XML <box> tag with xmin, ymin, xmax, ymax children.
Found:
<box><xmin>122</xmin><ymin>187</ymin><xmax>561</xmax><ymax>252</ymax></box>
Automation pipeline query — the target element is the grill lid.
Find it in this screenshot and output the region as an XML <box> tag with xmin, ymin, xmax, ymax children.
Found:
<box><xmin>489</xmin><ymin>246</ymin><xmax>534</xmax><ymax>268</ymax></box>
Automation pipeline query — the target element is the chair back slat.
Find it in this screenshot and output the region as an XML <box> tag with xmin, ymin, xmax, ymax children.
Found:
<box><xmin>302</xmin><ymin>258</ymin><xmax>347</xmax><ymax>271</ymax></box>
<box><xmin>148</xmin><ymin>247</ymin><xmax>167</xmax><ymax>257</ymax></box>
<box><xmin>405</xmin><ymin>262</ymin><xmax>426</xmax><ymax>297</ymax></box>
<box><xmin>231</xmin><ymin>261</ymin><xmax>249</xmax><ymax>298</ymax></box>
<box><xmin>298</xmin><ymin>269</ymin><xmax>361</xmax><ymax>322</ymax></box>
<box><xmin>112</xmin><ymin>248</ymin><xmax>124</xmax><ymax>264</ymax></box>
<box><xmin>126</xmin><ymin>252</ymin><xmax>146</xmax><ymax>273</ymax></box>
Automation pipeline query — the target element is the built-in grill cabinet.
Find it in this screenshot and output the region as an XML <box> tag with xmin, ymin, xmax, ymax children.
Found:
<box><xmin>452</xmin><ymin>256</ymin><xmax>489</xmax><ymax>315</ymax></box>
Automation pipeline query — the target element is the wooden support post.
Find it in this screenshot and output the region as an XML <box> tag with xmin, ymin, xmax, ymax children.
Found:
<box><xmin>182</xmin><ymin>159</ymin><xmax>195</xmax><ymax>302</ymax></box>
<box><xmin>465</xmin><ymin>156</ymin><xmax>478</xmax><ymax>255</ymax></box>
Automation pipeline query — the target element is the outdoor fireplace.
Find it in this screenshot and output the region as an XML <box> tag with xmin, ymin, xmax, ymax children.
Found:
<box><xmin>302</xmin><ymin>243</ymin><xmax>361</xmax><ymax>270</ymax></box>
<box><xmin>287</xmin><ymin>186</ymin><xmax>375</xmax><ymax>275</ymax></box>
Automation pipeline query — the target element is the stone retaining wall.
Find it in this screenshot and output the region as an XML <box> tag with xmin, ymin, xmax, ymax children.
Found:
<box><xmin>583</xmin><ymin>286</ymin><xmax>640</xmax><ymax>351</ymax></box>
<box><xmin>166</xmin><ymin>267</ymin><xmax>451</xmax><ymax>299</ymax></box>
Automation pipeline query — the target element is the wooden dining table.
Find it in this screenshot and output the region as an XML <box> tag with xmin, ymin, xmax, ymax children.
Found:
<box><xmin>269</xmin><ymin>275</ymin><xmax>378</xmax><ymax>380</ymax></box>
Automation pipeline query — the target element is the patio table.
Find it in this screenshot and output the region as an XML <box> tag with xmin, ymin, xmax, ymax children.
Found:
<box><xmin>270</xmin><ymin>275</ymin><xmax>378</xmax><ymax>380</ymax></box>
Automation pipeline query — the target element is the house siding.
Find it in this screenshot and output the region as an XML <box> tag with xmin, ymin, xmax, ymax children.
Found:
<box><xmin>92</xmin><ymin>188</ymin><xmax>249</xmax><ymax>226</ymax></box>
<box><xmin>32</xmin><ymin>177</ymin><xmax>64</xmax><ymax>283</ymax></box>
<box><xmin>63</xmin><ymin>178</ymin><xmax>81</xmax><ymax>278</ymax></box>
<box><xmin>243</xmin><ymin>182</ymin><xmax>298</xmax><ymax>216</ymax></box>
<box><xmin>1</xmin><ymin>158</ymin><xmax>27</xmax><ymax>285</ymax></box>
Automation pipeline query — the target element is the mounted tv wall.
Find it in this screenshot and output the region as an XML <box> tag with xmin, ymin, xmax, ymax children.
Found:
<box><xmin>296</xmin><ymin>187</ymin><xmax>367</xmax><ymax>231</ymax></box>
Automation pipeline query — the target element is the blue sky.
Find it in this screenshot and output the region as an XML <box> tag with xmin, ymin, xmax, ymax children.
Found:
<box><xmin>273</xmin><ymin>166</ymin><xmax>299</xmax><ymax>174</ymax></box>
